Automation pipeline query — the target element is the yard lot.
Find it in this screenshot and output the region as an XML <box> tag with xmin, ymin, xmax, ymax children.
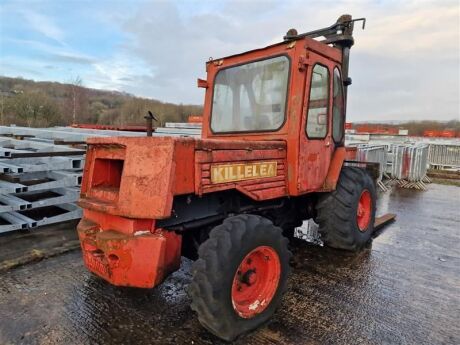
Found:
<box><xmin>0</xmin><ymin>183</ymin><xmax>459</xmax><ymax>344</ymax></box>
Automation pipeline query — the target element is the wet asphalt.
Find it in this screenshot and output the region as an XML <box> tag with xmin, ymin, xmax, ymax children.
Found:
<box><xmin>0</xmin><ymin>183</ymin><xmax>459</xmax><ymax>345</ymax></box>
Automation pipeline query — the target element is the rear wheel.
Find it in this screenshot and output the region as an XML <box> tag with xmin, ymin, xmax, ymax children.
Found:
<box><xmin>189</xmin><ymin>214</ymin><xmax>291</xmax><ymax>341</ymax></box>
<box><xmin>316</xmin><ymin>167</ymin><xmax>376</xmax><ymax>251</ymax></box>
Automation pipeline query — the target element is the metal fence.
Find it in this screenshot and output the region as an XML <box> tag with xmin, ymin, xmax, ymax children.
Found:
<box><xmin>356</xmin><ymin>144</ymin><xmax>389</xmax><ymax>191</ymax></box>
<box><xmin>388</xmin><ymin>144</ymin><xmax>430</xmax><ymax>189</ymax></box>
<box><xmin>346</xmin><ymin>136</ymin><xmax>460</xmax><ymax>190</ymax></box>
<box><xmin>428</xmin><ymin>143</ymin><xmax>460</xmax><ymax>169</ymax></box>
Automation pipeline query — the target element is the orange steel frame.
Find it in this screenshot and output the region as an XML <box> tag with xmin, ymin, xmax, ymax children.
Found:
<box><xmin>77</xmin><ymin>34</ymin><xmax>355</xmax><ymax>288</ymax></box>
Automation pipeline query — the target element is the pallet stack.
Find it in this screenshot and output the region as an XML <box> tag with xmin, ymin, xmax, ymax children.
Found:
<box><xmin>0</xmin><ymin>134</ymin><xmax>86</xmax><ymax>234</ymax></box>
<box><xmin>0</xmin><ymin>124</ymin><xmax>199</xmax><ymax>234</ymax></box>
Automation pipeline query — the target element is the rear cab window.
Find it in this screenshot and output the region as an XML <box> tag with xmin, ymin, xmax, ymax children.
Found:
<box><xmin>211</xmin><ymin>56</ymin><xmax>290</xmax><ymax>133</ymax></box>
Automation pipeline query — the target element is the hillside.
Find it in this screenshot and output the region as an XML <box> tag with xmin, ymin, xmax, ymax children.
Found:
<box><xmin>0</xmin><ymin>76</ymin><xmax>203</xmax><ymax>127</ymax></box>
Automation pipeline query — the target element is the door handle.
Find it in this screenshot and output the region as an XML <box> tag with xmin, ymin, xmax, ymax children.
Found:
<box><xmin>325</xmin><ymin>141</ymin><xmax>330</xmax><ymax>147</ymax></box>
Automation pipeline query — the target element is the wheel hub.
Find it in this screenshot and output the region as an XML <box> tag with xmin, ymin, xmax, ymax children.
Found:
<box><xmin>241</xmin><ymin>269</ymin><xmax>257</xmax><ymax>286</ymax></box>
<box><xmin>357</xmin><ymin>189</ymin><xmax>372</xmax><ymax>231</ymax></box>
<box><xmin>231</xmin><ymin>246</ymin><xmax>281</xmax><ymax>318</ymax></box>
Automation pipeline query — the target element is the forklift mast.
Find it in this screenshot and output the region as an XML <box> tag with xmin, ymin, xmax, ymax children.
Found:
<box><xmin>284</xmin><ymin>14</ymin><xmax>366</xmax><ymax>111</ymax></box>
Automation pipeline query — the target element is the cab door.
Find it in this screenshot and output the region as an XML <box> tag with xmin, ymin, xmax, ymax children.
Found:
<box><xmin>297</xmin><ymin>51</ymin><xmax>335</xmax><ymax>192</ymax></box>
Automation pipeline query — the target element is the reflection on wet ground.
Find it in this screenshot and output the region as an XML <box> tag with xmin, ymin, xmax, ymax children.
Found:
<box><xmin>0</xmin><ymin>184</ymin><xmax>459</xmax><ymax>344</ymax></box>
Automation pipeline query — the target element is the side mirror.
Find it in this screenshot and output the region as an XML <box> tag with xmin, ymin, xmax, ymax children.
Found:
<box><xmin>317</xmin><ymin>113</ymin><xmax>327</xmax><ymax>125</ymax></box>
<box><xmin>197</xmin><ymin>78</ymin><xmax>208</xmax><ymax>88</ymax></box>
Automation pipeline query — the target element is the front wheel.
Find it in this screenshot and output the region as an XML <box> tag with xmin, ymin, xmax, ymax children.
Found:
<box><xmin>189</xmin><ymin>214</ymin><xmax>291</xmax><ymax>341</ymax></box>
<box><xmin>316</xmin><ymin>167</ymin><xmax>376</xmax><ymax>251</ymax></box>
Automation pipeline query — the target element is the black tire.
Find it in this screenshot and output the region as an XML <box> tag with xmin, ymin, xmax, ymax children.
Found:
<box><xmin>316</xmin><ymin>167</ymin><xmax>376</xmax><ymax>251</ymax></box>
<box><xmin>189</xmin><ymin>214</ymin><xmax>291</xmax><ymax>341</ymax></box>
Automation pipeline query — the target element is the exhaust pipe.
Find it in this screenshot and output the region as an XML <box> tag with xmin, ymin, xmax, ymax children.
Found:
<box><xmin>145</xmin><ymin>111</ymin><xmax>158</xmax><ymax>137</ymax></box>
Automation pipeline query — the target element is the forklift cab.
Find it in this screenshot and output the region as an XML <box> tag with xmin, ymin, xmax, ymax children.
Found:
<box><xmin>200</xmin><ymin>15</ymin><xmax>362</xmax><ymax>193</ymax></box>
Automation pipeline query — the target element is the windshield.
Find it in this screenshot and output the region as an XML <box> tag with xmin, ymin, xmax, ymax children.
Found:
<box><xmin>210</xmin><ymin>55</ymin><xmax>290</xmax><ymax>133</ymax></box>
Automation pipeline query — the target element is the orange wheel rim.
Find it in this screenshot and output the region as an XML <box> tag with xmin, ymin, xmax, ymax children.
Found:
<box><xmin>357</xmin><ymin>189</ymin><xmax>372</xmax><ymax>231</ymax></box>
<box><xmin>231</xmin><ymin>246</ymin><xmax>281</xmax><ymax>318</ymax></box>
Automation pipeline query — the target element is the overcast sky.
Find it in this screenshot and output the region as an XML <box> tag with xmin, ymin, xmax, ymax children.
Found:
<box><xmin>0</xmin><ymin>0</ymin><xmax>459</xmax><ymax>122</ymax></box>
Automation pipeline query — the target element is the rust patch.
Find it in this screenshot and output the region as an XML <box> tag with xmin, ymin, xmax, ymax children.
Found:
<box><xmin>308</xmin><ymin>153</ymin><xmax>317</xmax><ymax>162</ymax></box>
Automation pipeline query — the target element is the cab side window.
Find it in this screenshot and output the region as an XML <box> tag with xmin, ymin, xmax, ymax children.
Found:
<box><xmin>332</xmin><ymin>67</ymin><xmax>345</xmax><ymax>143</ymax></box>
<box><xmin>306</xmin><ymin>64</ymin><xmax>329</xmax><ymax>139</ymax></box>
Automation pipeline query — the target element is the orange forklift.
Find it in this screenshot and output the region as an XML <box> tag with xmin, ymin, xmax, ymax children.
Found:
<box><xmin>78</xmin><ymin>15</ymin><xmax>393</xmax><ymax>340</ymax></box>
